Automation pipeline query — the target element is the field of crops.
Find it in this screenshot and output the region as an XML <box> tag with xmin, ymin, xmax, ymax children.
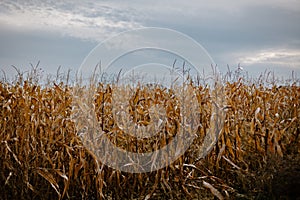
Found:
<box><xmin>0</xmin><ymin>71</ymin><xmax>299</xmax><ymax>199</ymax></box>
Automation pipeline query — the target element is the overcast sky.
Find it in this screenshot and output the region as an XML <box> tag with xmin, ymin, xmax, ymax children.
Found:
<box><xmin>0</xmin><ymin>0</ymin><xmax>300</xmax><ymax>81</ymax></box>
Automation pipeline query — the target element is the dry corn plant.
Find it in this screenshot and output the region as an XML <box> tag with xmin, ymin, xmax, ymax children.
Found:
<box><xmin>0</xmin><ymin>80</ymin><xmax>104</xmax><ymax>200</ymax></box>
<box><xmin>0</xmin><ymin>68</ymin><xmax>299</xmax><ymax>199</ymax></box>
<box><xmin>71</xmin><ymin>70</ymin><xmax>225</xmax><ymax>199</ymax></box>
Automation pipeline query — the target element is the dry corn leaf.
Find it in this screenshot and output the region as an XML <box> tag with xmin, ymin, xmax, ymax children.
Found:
<box><xmin>203</xmin><ymin>180</ymin><xmax>224</xmax><ymax>200</ymax></box>
<box><xmin>36</xmin><ymin>168</ymin><xmax>61</xmax><ymax>198</ymax></box>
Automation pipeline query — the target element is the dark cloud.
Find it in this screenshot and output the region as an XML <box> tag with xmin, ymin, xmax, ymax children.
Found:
<box><xmin>145</xmin><ymin>4</ymin><xmax>300</xmax><ymax>75</ymax></box>
<box><xmin>0</xmin><ymin>0</ymin><xmax>299</xmax><ymax>79</ymax></box>
<box><xmin>0</xmin><ymin>24</ymin><xmax>96</xmax><ymax>77</ymax></box>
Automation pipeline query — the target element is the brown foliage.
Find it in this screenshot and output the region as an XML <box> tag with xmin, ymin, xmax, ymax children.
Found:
<box><xmin>0</xmin><ymin>78</ymin><xmax>299</xmax><ymax>199</ymax></box>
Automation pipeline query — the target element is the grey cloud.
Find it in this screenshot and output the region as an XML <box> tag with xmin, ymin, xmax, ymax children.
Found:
<box><xmin>0</xmin><ymin>0</ymin><xmax>299</xmax><ymax>79</ymax></box>
<box><xmin>0</xmin><ymin>0</ymin><xmax>144</xmax><ymax>41</ymax></box>
<box><xmin>0</xmin><ymin>24</ymin><xmax>96</xmax><ymax>77</ymax></box>
<box><xmin>152</xmin><ymin>4</ymin><xmax>300</xmax><ymax>70</ymax></box>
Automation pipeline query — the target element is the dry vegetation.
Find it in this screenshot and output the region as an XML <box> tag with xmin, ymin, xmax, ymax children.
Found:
<box><xmin>0</xmin><ymin>68</ymin><xmax>299</xmax><ymax>199</ymax></box>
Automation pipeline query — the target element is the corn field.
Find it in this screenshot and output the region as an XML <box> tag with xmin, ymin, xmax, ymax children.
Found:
<box><xmin>0</xmin><ymin>73</ymin><xmax>299</xmax><ymax>199</ymax></box>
